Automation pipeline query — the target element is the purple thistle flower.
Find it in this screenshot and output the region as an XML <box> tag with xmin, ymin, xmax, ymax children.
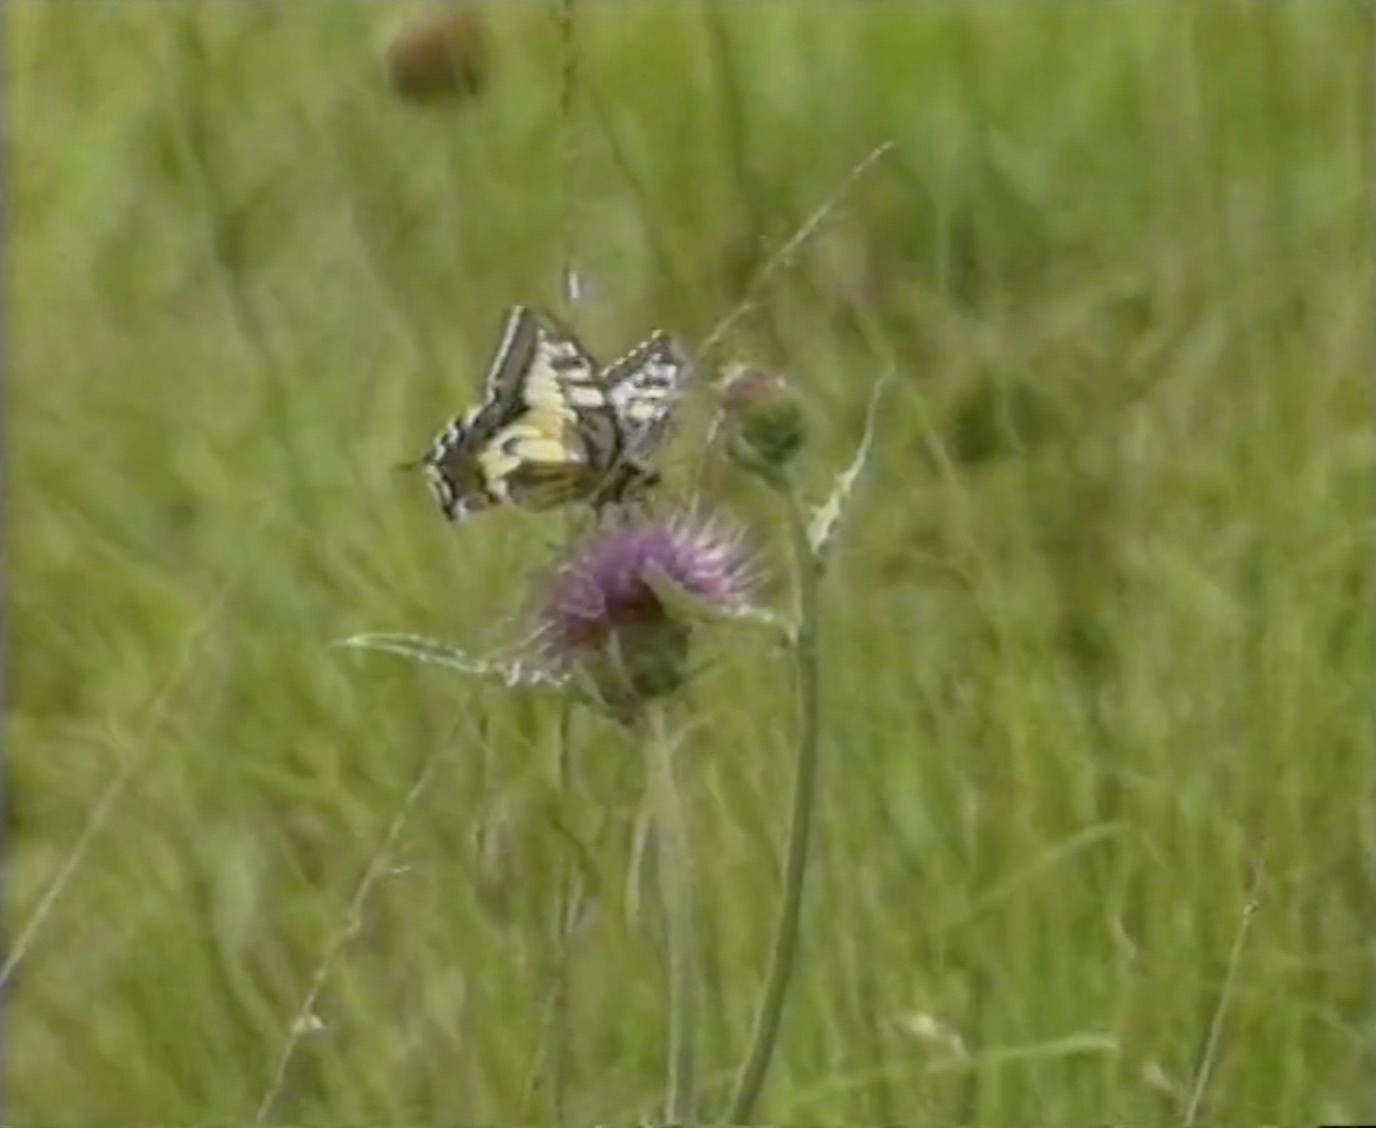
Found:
<box><xmin>531</xmin><ymin>510</ymin><xmax>760</xmax><ymax>716</ymax></box>
<box><xmin>538</xmin><ymin>510</ymin><xmax>758</xmax><ymax>655</ymax></box>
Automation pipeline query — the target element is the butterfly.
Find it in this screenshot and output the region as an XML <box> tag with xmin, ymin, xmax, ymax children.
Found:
<box><xmin>414</xmin><ymin>305</ymin><xmax>692</xmax><ymax>522</ymax></box>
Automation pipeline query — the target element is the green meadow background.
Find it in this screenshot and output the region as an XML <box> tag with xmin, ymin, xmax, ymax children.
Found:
<box><xmin>8</xmin><ymin>2</ymin><xmax>1374</xmax><ymax>1124</ymax></box>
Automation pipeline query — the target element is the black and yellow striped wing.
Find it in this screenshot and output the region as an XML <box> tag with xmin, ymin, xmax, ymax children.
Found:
<box><xmin>418</xmin><ymin>307</ymin><xmax>691</xmax><ymax>522</ymax></box>
<box><xmin>418</xmin><ymin>306</ymin><xmax>601</xmax><ymax>520</ymax></box>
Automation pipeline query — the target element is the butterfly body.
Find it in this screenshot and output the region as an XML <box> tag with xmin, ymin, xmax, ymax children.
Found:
<box><xmin>418</xmin><ymin>307</ymin><xmax>691</xmax><ymax>522</ymax></box>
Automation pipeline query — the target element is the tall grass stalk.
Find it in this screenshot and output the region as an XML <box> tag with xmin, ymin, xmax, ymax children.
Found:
<box><xmin>524</xmin><ymin>699</ymin><xmax>581</xmax><ymax>1128</ymax></box>
<box><xmin>545</xmin><ymin>5</ymin><xmax>583</xmax><ymax>1117</ymax></box>
<box><xmin>558</xmin><ymin>0</ymin><xmax>580</xmax><ymax>307</ymax></box>
<box><xmin>642</xmin><ymin>707</ymin><xmax>699</xmax><ymax>1125</ymax></box>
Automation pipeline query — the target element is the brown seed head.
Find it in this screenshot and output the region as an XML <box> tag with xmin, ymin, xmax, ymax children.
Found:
<box><xmin>382</xmin><ymin>3</ymin><xmax>488</xmax><ymax>104</ymax></box>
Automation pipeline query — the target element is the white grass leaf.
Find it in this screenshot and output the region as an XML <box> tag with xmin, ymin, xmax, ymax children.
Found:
<box><xmin>807</xmin><ymin>368</ymin><xmax>891</xmax><ymax>563</ymax></box>
<box><xmin>336</xmin><ymin>632</ymin><xmax>569</xmax><ymax>690</ymax></box>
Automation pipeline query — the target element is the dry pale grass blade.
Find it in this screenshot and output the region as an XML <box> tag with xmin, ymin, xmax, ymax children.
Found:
<box><xmin>336</xmin><ymin>632</ymin><xmax>570</xmax><ymax>690</ymax></box>
<box><xmin>698</xmin><ymin>140</ymin><xmax>898</xmax><ymax>363</ymax></box>
<box><xmin>806</xmin><ymin>367</ymin><xmax>892</xmax><ymax>563</ymax></box>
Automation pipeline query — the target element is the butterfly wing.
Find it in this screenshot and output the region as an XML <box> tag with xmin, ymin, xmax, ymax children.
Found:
<box><xmin>422</xmin><ymin>307</ymin><xmax>602</xmax><ymax>520</ymax></box>
<box><xmin>600</xmin><ymin>331</ymin><xmax>693</xmax><ymax>457</ymax></box>
<box><xmin>486</xmin><ymin>310</ymin><xmax>692</xmax><ymax>512</ymax></box>
<box><xmin>418</xmin><ymin>307</ymin><xmax>692</xmax><ymax>521</ymax></box>
<box><xmin>477</xmin><ymin>309</ymin><xmax>618</xmax><ymax>511</ymax></box>
<box><xmin>575</xmin><ymin>330</ymin><xmax>694</xmax><ymax>509</ymax></box>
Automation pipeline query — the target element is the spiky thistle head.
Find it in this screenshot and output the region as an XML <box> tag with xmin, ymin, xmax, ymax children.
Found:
<box><xmin>530</xmin><ymin>509</ymin><xmax>761</xmax><ymax>720</ymax></box>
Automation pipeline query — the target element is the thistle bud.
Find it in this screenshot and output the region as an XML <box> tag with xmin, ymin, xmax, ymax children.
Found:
<box><xmin>718</xmin><ymin>364</ymin><xmax>806</xmax><ymax>481</ymax></box>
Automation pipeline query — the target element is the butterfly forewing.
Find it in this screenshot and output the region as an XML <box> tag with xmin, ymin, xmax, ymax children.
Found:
<box><xmin>421</xmin><ymin>307</ymin><xmax>598</xmax><ymax>519</ymax></box>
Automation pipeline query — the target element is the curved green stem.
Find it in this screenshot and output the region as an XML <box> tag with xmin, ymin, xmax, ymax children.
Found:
<box><xmin>725</xmin><ymin>483</ymin><xmax>822</xmax><ymax>1123</ymax></box>
<box><xmin>644</xmin><ymin>707</ymin><xmax>698</xmax><ymax>1126</ymax></box>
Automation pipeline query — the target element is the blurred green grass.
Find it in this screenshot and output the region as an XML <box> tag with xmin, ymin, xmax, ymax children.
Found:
<box><xmin>7</xmin><ymin>2</ymin><xmax>1374</xmax><ymax>1124</ymax></box>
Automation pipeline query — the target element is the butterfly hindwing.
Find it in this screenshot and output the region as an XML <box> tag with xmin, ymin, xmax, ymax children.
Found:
<box><xmin>571</xmin><ymin>330</ymin><xmax>694</xmax><ymax>513</ymax></box>
<box><xmin>601</xmin><ymin>331</ymin><xmax>692</xmax><ymax>452</ymax></box>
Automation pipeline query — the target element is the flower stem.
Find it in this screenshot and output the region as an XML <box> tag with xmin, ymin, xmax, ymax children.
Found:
<box><xmin>725</xmin><ymin>483</ymin><xmax>823</xmax><ymax>1124</ymax></box>
<box><xmin>643</xmin><ymin>706</ymin><xmax>698</xmax><ymax>1126</ymax></box>
<box><xmin>547</xmin><ymin>700</ymin><xmax>577</xmax><ymax>1127</ymax></box>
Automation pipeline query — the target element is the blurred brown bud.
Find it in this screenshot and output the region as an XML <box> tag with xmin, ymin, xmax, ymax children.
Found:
<box><xmin>381</xmin><ymin>3</ymin><xmax>488</xmax><ymax>104</ymax></box>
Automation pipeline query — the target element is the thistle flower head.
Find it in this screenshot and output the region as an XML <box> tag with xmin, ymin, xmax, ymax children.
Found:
<box><xmin>532</xmin><ymin>510</ymin><xmax>760</xmax><ymax>717</ymax></box>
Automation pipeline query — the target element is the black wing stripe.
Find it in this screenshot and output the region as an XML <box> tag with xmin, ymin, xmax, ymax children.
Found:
<box><xmin>483</xmin><ymin>306</ymin><xmax>540</xmax><ymax>409</ymax></box>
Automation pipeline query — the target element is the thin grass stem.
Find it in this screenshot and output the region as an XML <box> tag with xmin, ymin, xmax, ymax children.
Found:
<box><xmin>543</xmin><ymin>10</ymin><xmax>582</xmax><ymax>1105</ymax></box>
<box><xmin>643</xmin><ymin>706</ymin><xmax>699</xmax><ymax>1126</ymax></box>
<box><xmin>1182</xmin><ymin>851</ymin><xmax>1266</xmax><ymax>1127</ymax></box>
<box><xmin>252</xmin><ymin>748</ymin><xmax>442</xmax><ymax>1125</ymax></box>
<box><xmin>691</xmin><ymin>141</ymin><xmax>896</xmax><ymax>489</ymax></box>
<box><xmin>558</xmin><ymin>0</ymin><xmax>580</xmax><ymax>308</ymax></box>
<box><xmin>696</xmin><ymin>140</ymin><xmax>896</xmax><ymax>364</ymax></box>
